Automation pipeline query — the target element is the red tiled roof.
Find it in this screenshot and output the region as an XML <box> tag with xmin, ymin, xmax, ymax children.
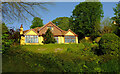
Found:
<box><xmin>23</xmin><ymin>30</ymin><xmax>29</xmax><ymax>34</ymax></box>
<box><xmin>22</xmin><ymin>21</ymin><xmax>77</xmax><ymax>36</ymax></box>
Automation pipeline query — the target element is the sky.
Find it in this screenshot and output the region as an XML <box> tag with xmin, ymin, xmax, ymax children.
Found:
<box><xmin>5</xmin><ymin>2</ymin><xmax>118</xmax><ymax>30</ymax></box>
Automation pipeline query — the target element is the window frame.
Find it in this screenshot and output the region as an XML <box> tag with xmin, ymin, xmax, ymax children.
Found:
<box><xmin>25</xmin><ymin>35</ymin><xmax>38</xmax><ymax>43</ymax></box>
<box><xmin>47</xmin><ymin>26</ymin><xmax>53</xmax><ymax>30</ymax></box>
<box><xmin>64</xmin><ymin>35</ymin><xmax>76</xmax><ymax>43</ymax></box>
<box><xmin>47</xmin><ymin>26</ymin><xmax>52</xmax><ymax>30</ymax></box>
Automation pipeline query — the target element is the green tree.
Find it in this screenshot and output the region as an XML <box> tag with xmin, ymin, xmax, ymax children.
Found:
<box><xmin>2</xmin><ymin>23</ymin><xmax>14</xmax><ymax>53</ymax></box>
<box><xmin>42</xmin><ymin>29</ymin><xmax>56</xmax><ymax>44</ymax></box>
<box><xmin>52</xmin><ymin>17</ymin><xmax>70</xmax><ymax>31</ymax></box>
<box><xmin>70</xmin><ymin>1</ymin><xmax>104</xmax><ymax>40</ymax></box>
<box><xmin>111</xmin><ymin>2</ymin><xmax>120</xmax><ymax>37</ymax></box>
<box><xmin>101</xmin><ymin>17</ymin><xmax>115</xmax><ymax>34</ymax></box>
<box><xmin>30</xmin><ymin>17</ymin><xmax>44</xmax><ymax>29</ymax></box>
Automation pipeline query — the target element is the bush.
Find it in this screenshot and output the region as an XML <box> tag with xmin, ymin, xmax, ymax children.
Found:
<box><xmin>99</xmin><ymin>33</ymin><xmax>120</xmax><ymax>56</ymax></box>
<box><xmin>67</xmin><ymin>48</ymin><xmax>72</xmax><ymax>52</ymax></box>
<box><xmin>42</xmin><ymin>29</ymin><xmax>56</xmax><ymax>44</ymax></box>
<box><xmin>100</xmin><ymin>59</ymin><xmax>119</xmax><ymax>72</ymax></box>
<box><xmin>2</xmin><ymin>23</ymin><xmax>14</xmax><ymax>53</ymax></box>
<box><xmin>80</xmin><ymin>39</ymin><xmax>92</xmax><ymax>50</ymax></box>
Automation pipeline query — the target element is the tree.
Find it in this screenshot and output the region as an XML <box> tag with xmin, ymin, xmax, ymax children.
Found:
<box><xmin>42</xmin><ymin>29</ymin><xmax>56</xmax><ymax>44</ymax></box>
<box><xmin>70</xmin><ymin>1</ymin><xmax>104</xmax><ymax>40</ymax></box>
<box><xmin>9</xmin><ymin>28</ymin><xmax>20</xmax><ymax>44</ymax></box>
<box><xmin>2</xmin><ymin>22</ymin><xmax>21</xmax><ymax>53</ymax></box>
<box><xmin>30</xmin><ymin>17</ymin><xmax>44</xmax><ymax>29</ymax></box>
<box><xmin>2</xmin><ymin>23</ymin><xmax>14</xmax><ymax>53</ymax></box>
<box><xmin>2</xmin><ymin>2</ymin><xmax>53</xmax><ymax>23</ymax></box>
<box><xmin>111</xmin><ymin>1</ymin><xmax>120</xmax><ymax>37</ymax></box>
<box><xmin>100</xmin><ymin>17</ymin><xmax>115</xmax><ymax>35</ymax></box>
<box><xmin>52</xmin><ymin>17</ymin><xmax>70</xmax><ymax>31</ymax></box>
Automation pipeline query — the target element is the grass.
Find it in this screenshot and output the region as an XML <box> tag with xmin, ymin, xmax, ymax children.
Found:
<box><xmin>22</xmin><ymin>43</ymin><xmax>85</xmax><ymax>53</ymax></box>
<box><xmin>2</xmin><ymin>43</ymin><xmax>119</xmax><ymax>72</ymax></box>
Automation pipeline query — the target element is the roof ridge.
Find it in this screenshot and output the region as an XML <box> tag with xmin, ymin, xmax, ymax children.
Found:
<box><xmin>38</xmin><ymin>21</ymin><xmax>63</xmax><ymax>32</ymax></box>
<box><xmin>38</xmin><ymin>22</ymin><xmax>51</xmax><ymax>31</ymax></box>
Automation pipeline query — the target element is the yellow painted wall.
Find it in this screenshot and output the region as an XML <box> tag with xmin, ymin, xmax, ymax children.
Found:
<box><xmin>58</xmin><ymin>36</ymin><xmax>64</xmax><ymax>44</ymax></box>
<box><xmin>61</xmin><ymin>36</ymin><xmax>64</xmax><ymax>43</ymax></box>
<box><xmin>85</xmin><ymin>37</ymin><xmax>90</xmax><ymax>40</ymax></box>
<box><xmin>64</xmin><ymin>31</ymin><xmax>78</xmax><ymax>44</ymax></box>
<box><xmin>65</xmin><ymin>31</ymin><xmax>74</xmax><ymax>35</ymax></box>
<box><xmin>20</xmin><ymin>28</ymin><xmax>23</xmax><ymax>35</ymax></box>
<box><xmin>25</xmin><ymin>30</ymin><xmax>37</xmax><ymax>35</ymax></box>
<box><xmin>58</xmin><ymin>36</ymin><xmax>61</xmax><ymax>44</ymax></box>
<box><xmin>20</xmin><ymin>29</ymin><xmax>78</xmax><ymax>45</ymax></box>
<box><xmin>76</xmin><ymin>36</ymin><xmax>78</xmax><ymax>44</ymax></box>
<box><xmin>20</xmin><ymin>36</ymin><xmax>25</xmax><ymax>45</ymax></box>
<box><xmin>38</xmin><ymin>36</ymin><xmax>44</xmax><ymax>45</ymax></box>
<box><xmin>21</xmin><ymin>36</ymin><xmax>43</xmax><ymax>45</ymax></box>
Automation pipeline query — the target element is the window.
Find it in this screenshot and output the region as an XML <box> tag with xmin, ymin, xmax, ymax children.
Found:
<box><xmin>47</xmin><ymin>26</ymin><xmax>53</xmax><ymax>30</ymax></box>
<box><xmin>25</xmin><ymin>35</ymin><xmax>38</xmax><ymax>43</ymax></box>
<box><xmin>54</xmin><ymin>36</ymin><xmax>58</xmax><ymax>43</ymax></box>
<box><xmin>65</xmin><ymin>36</ymin><xmax>76</xmax><ymax>43</ymax></box>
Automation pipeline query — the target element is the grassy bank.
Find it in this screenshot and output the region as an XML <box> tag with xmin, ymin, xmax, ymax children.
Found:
<box><xmin>22</xmin><ymin>43</ymin><xmax>85</xmax><ymax>53</ymax></box>
<box><xmin>2</xmin><ymin>44</ymin><xmax>119</xmax><ymax>72</ymax></box>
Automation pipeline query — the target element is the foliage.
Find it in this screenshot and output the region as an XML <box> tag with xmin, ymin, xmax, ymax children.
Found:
<box><xmin>111</xmin><ymin>2</ymin><xmax>120</xmax><ymax>37</ymax></box>
<box><xmin>100</xmin><ymin>58</ymin><xmax>119</xmax><ymax>72</ymax></box>
<box><xmin>2</xmin><ymin>23</ymin><xmax>20</xmax><ymax>53</ymax></box>
<box><xmin>101</xmin><ymin>26</ymin><xmax>113</xmax><ymax>34</ymax></box>
<box><xmin>30</xmin><ymin>17</ymin><xmax>44</xmax><ymax>29</ymax></box>
<box><xmin>42</xmin><ymin>29</ymin><xmax>56</xmax><ymax>44</ymax></box>
<box><xmin>67</xmin><ymin>48</ymin><xmax>72</xmax><ymax>52</ymax></box>
<box><xmin>9</xmin><ymin>28</ymin><xmax>20</xmax><ymax>44</ymax></box>
<box><xmin>101</xmin><ymin>17</ymin><xmax>115</xmax><ymax>34</ymax></box>
<box><xmin>2</xmin><ymin>44</ymin><xmax>119</xmax><ymax>72</ymax></box>
<box><xmin>52</xmin><ymin>17</ymin><xmax>70</xmax><ymax>31</ymax></box>
<box><xmin>70</xmin><ymin>1</ymin><xmax>103</xmax><ymax>40</ymax></box>
<box><xmin>2</xmin><ymin>23</ymin><xmax>14</xmax><ymax>53</ymax></box>
<box><xmin>80</xmin><ymin>38</ymin><xmax>92</xmax><ymax>49</ymax></box>
<box><xmin>91</xmin><ymin>42</ymin><xmax>102</xmax><ymax>55</ymax></box>
<box><xmin>99</xmin><ymin>33</ymin><xmax>120</xmax><ymax>56</ymax></box>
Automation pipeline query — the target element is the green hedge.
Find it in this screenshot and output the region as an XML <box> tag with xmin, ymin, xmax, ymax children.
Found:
<box><xmin>99</xmin><ymin>33</ymin><xmax>120</xmax><ymax>56</ymax></box>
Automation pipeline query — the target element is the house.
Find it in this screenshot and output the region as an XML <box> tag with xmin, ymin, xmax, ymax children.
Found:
<box><xmin>20</xmin><ymin>21</ymin><xmax>78</xmax><ymax>45</ymax></box>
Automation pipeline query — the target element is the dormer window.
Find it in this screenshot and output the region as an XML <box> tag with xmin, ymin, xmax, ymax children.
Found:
<box><xmin>47</xmin><ymin>26</ymin><xmax>53</xmax><ymax>30</ymax></box>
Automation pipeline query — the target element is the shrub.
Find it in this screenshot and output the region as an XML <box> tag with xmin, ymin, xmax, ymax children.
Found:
<box><xmin>42</xmin><ymin>29</ymin><xmax>56</xmax><ymax>44</ymax></box>
<box><xmin>100</xmin><ymin>59</ymin><xmax>119</xmax><ymax>72</ymax></box>
<box><xmin>90</xmin><ymin>33</ymin><xmax>101</xmax><ymax>41</ymax></box>
<box><xmin>67</xmin><ymin>48</ymin><xmax>72</xmax><ymax>52</ymax></box>
<box><xmin>2</xmin><ymin>23</ymin><xmax>14</xmax><ymax>53</ymax></box>
<box><xmin>80</xmin><ymin>39</ymin><xmax>92</xmax><ymax>50</ymax></box>
<box><xmin>99</xmin><ymin>33</ymin><xmax>120</xmax><ymax>56</ymax></box>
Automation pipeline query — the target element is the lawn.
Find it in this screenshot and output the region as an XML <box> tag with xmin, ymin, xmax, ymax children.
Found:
<box><xmin>22</xmin><ymin>43</ymin><xmax>85</xmax><ymax>53</ymax></box>
<box><xmin>2</xmin><ymin>43</ymin><xmax>119</xmax><ymax>72</ymax></box>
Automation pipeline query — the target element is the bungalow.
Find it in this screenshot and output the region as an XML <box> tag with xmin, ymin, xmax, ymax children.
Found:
<box><xmin>20</xmin><ymin>21</ymin><xmax>78</xmax><ymax>45</ymax></box>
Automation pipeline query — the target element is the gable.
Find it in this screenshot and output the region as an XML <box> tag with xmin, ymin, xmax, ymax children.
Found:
<box><xmin>47</xmin><ymin>23</ymin><xmax>53</xmax><ymax>27</ymax></box>
<box><xmin>65</xmin><ymin>31</ymin><xmax>75</xmax><ymax>35</ymax></box>
<box><xmin>25</xmin><ymin>30</ymin><xmax>37</xmax><ymax>35</ymax></box>
<box><xmin>38</xmin><ymin>21</ymin><xmax>63</xmax><ymax>35</ymax></box>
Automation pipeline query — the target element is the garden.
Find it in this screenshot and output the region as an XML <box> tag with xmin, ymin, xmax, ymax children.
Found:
<box><xmin>2</xmin><ymin>33</ymin><xmax>120</xmax><ymax>72</ymax></box>
<box><xmin>1</xmin><ymin>1</ymin><xmax>120</xmax><ymax>73</ymax></box>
